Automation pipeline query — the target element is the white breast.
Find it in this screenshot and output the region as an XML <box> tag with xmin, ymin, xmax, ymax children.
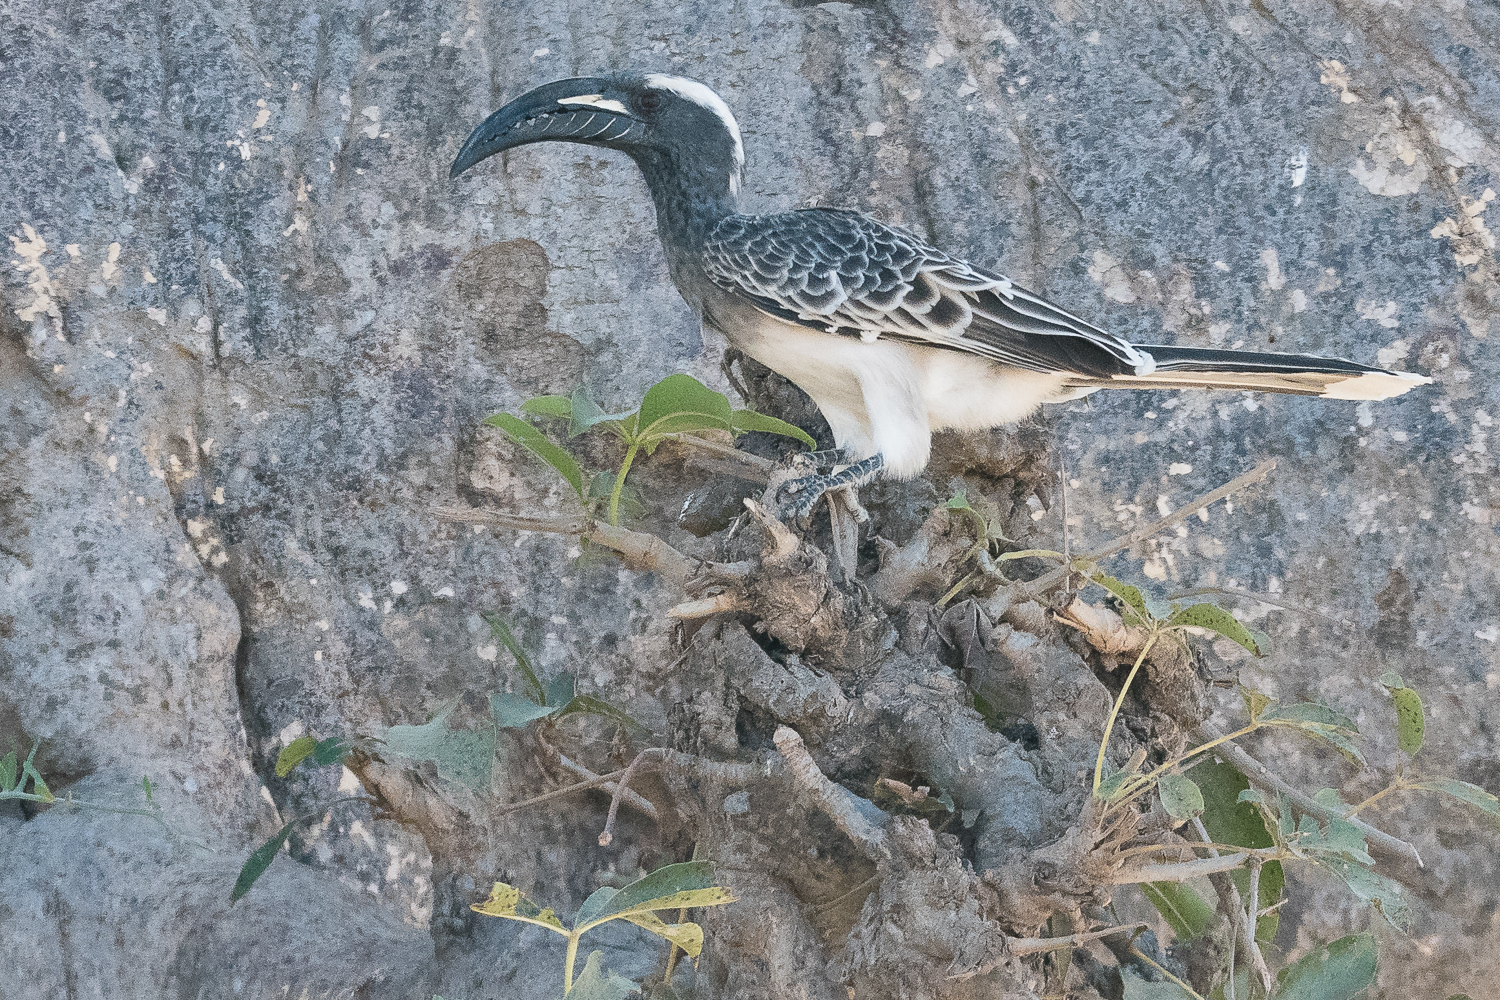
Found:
<box><xmin>729</xmin><ymin>314</ymin><xmax>1081</xmax><ymax>479</ymax></box>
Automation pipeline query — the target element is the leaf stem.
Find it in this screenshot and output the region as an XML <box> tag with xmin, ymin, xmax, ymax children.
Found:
<box><xmin>1344</xmin><ymin>778</ymin><xmax>1404</xmax><ymax>818</ymax></box>
<box><xmin>609</xmin><ymin>442</ymin><xmax>640</xmax><ymax>527</ymax></box>
<box><xmin>564</xmin><ymin>931</ymin><xmax>581</xmax><ymax>993</ymax></box>
<box><xmin>1109</xmin><ymin>722</ymin><xmax>1260</xmax><ymax>808</ymax></box>
<box><xmin>1094</xmin><ymin>631</ymin><xmax>1161</xmax><ymax>796</ymax></box>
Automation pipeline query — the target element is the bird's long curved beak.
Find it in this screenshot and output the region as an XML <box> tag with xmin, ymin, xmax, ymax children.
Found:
<box><xmin>449</xmin><ymin>77</ymin><xmax>644</xmax><ymax>179</ymax></box>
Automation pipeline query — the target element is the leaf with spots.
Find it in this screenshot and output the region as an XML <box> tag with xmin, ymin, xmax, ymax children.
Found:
<box><xmin>1405</xmin><ymin>778</ymin><xmax>1499</xmax><ymax>817</ymax></box>
<box><xmin>1168</xmin><ymin>602</ymin><xmax>1265</xmax><ymax>657</ymax></box>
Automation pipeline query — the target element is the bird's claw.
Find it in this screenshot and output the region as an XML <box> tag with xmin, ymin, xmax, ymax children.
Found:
<box><xmin>775</xmin><ymin>473</ymin><xmax>838</xmax><ymax>523</ymax></box>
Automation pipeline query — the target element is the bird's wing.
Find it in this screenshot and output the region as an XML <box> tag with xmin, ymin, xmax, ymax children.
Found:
<box><xmin>701</xmin><ymin>208</ymin><xmax>1154</xmax><ymax>378</ymax></box>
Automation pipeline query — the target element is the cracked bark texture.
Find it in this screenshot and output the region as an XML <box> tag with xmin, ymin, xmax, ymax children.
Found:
<box><xmin>1</xmin><ymin>0</ymin><xmax>1497</xmax><ymax>997</ymax></box>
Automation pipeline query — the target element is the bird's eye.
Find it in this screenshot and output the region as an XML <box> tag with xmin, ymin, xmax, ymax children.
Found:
<box><xmin>637</xmin><ymin>91</ymin><xmax>663</xmax><ymax>113</ymax></box>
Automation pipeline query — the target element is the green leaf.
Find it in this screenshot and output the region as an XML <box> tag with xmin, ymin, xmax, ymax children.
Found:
<box><xmin>142</xmin><ymin>775</ymin><xmax>154</xmax><ymax>804</ymax></box>
<box><xmin>619</xmin><ymin>912</ymin><xmax>706</xmax><ymax>957</ymax></box>
<box><xmin>382</xmin><ymin>706</ymin><xmax>497</xmax><ymax>791</ymax></box>
<box><xmin>1379</xmin><ymin>670</ymin><xmax>1405</xmax><ymax>690</ymax></box>
<box><xmin>1320</xmin><ymin>859</ymin><xmax>1411</xmax><ymax>932</ymax></box>
<box><xmin>1196</xmin><ymin>761</ymin><xmax>1282</xmax><ymax>942</ymax></box>
<box><xmin>573</xmin><ymin>861</ymin><xmax>736</xmax><ymax>933</ymax></box>
<box><xmin>491</xmin><ymin>692</ymin><xmax>557</xmax><ymax>729</ymax></box>
<box><xmin>546</xmin><ymin>673</ymin><xmax>577</xmax><ymax>710</ymax></box>
<box><xmin>1297</xmin><ymin>808</ymin><xmax>1374</xmax><ymax>866</ymax></box>
<box><xmin>1141</xmin><ymin>882</ymin><xmax>1216</xmax><ymax>941</ymax></box>
<box><xmin>232</xmin><ymin>822</ymin><xmax>295</xmax><ymax>901</ymax></box>
<box><xmin>486</xmin><ymin>614</ymin><xmax>545</xmax><ymax>705</ymax></box>
<box><xmin>1405</xmin><ymin>778</ymin><xmax>1499</xmax><ymax>817</ymax></box>
<box><xmin>312</xmin><ymin>737</ymin><xmax>349</xmax><ymax>766</ymax></box>
<box><xmin>1157</xmin><ymin>773</ymin><xmax>1204</xmax><ymax>820</ymax></box>
<box><xmin>470</xmin><ymin>881</ymin><xmax>569</xmax><ymax>935</ymax></box>
<box><xmin>276</xmin><ymin>735</ymin><xmax>318</xmax><ymax>777</ymax></box>
<box><xmin>1096</xmin><ymin>750</ymin><xmax>1146</xmax><ymax>803</ymax></box>
<box><xmin>634</xmin><ymin>375</ymin><xmax>733</xmax><ymax>443</ymax></box>
<box><xmin>1240</xmin><ymin>687</ymin><xmax>1273</xmax><ymax>723</ymax></box>
<box><xmin>552</xmin><ymin>694</ymin><xmax>649</xmax><ymax>733</ymax></box>
<box><xmin>1089</xmin><ymin>572</ymin><xmax>1157</xmax><ymax>624</ymax></box>
<box><xmin>484</xmin><ymin>413</ymin><xmax>585</xmax><ymax>501</ymax></box>
<box><xmin>0</xmin><ymin>751</ymin><xmax>15</xmax><ymax>792</ymax></box>
<box><xmin>1260</xmin><ymin>702</ymin><xmax>1358</xmax><ymax>731</ymax></box>
<box><xmin>1167</xmin><ymin>603</ymin><xmax>1265</xmax><ymax>656</ymax></box>
<box><xmin>1273</xmin><ymin>932</ymin><xmax>1377</xmax><ymax>1000</ymax></box>
<box><xmin>1297</xmin><ymin>726</ymin><xmax>1367</xmax><ymax>769</ymax></box>
<box><xmin>728</xmin><ymin>409</ymin><xmax>816</xmax><ymax>448</ymax></box>
<box><xmin>945</xmin><ymin>492</ymin><xmax>973</xmax><ymax>511</ymax></box>
<box><xmin>568</xmin><ymin>387</ymin><xmax>633</xmax><ymax>438</ymax></box>
<box><xmin>20</xmin><ymin>748</ymin><xmax>52</xmax><ymax>803</ymax></box>
<box><xmin>521</xmin><ymin>395</ymin><xmax>575</xmax><ymax>420</ymax></box>
<box><xmin>1391</xmin><ymin>686</ymin><xmax>1424</xmax><ymax>756</ymax></box>
<box><xmin>568</xmin><ymin>951</ymin><xmax>640</xmax><ymax>1000</ymax></box>
<box><xmin>1259</xmin><ymin>704</ymin><xmax>1365</xmax><ymax>767</ymax></box>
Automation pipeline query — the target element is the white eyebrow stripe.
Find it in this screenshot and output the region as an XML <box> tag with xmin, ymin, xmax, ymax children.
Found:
<box><xmin>642</xmin><ymin>73</ymin><xmax>745</xmax><ymax>181</ymax></box>
<box><xmin>557</xmin><ymin>95</ymin><xmax>631</xmax><ymax>115</ymax></box>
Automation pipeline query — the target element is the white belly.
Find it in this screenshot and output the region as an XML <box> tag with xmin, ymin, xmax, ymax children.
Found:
<box><xmin>732</xmin><ymin>314</ymin><xmax>1080</xmax><ymax>478</ymax></box>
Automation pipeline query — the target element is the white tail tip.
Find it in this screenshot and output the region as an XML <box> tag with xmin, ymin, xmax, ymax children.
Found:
<box><xmin>1320</xmin><ymin>370</ymin><xmax>1433</xmax><ymax>401</ymax></box>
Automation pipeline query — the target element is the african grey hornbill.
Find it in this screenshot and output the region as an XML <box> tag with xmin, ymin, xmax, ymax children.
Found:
<box><xmin>450</xmin><ymin>72</ymin><xmax>1429</xmax><ymax>517</ymax></box>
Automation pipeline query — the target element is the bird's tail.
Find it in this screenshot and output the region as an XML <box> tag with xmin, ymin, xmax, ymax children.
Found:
<box><xmin>1065</xmin><ymin>345</ymin><xmax>1430</xmax><ymax>400</ymax></box>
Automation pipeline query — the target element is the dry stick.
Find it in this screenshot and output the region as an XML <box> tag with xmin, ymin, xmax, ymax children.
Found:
<box><xmin>1007</xmin><ymin>923</ymin><xmax>1148</xmax><ymax>957</ymax></box>
<box><xmin>1166</xmin><ymin>585</ymin><xmax>1355</xmax><ymax>631</ymax></box>
<box><xmin>598</xmin><ymin>747</ymin><xmax>667</xmax><ymax>847</ymax></box>
<box><xmin>1130</xmin><ymin>947</ymin><xmax>1206</xmax><ymax>1000</ymax></box>
<box><xmin>948</xmin><ymin>924</ymin><xmax>1149</xmax><ymax>981</ymax></box>
<box><xmin>554</xmin><ymin>753</ymin><xmax>658</xmax><ymax>821</ymax></box>
<box><xmin>668</xmin><ymin>434</ymin><xmax>776</xmax><ymax>478</ymax></box>
<box><xmin>1017</xmin><ymin>459</ymin><xmax>1278</xmax><ymax>601</ymax></box>
<box><xmin>433</xmin><ymin>506</ymin><xmax>696</xmax><ymax>586</ymax></box>
<box><xmin>495</xmin><ymin>768</ymin><xmax>630</xmax><ymax>817</ymax></box>
<box><xmin>1244</xmin><ymin>858</ymin><xmax>1272</xmax><ymax>992</ymax></box>
<box><xmin>1191</xmin><ymin>817</ymin><xmax>1271</xmax><ymax>993</ymax></box>
<box><xmin>1201</xmin><ymin>724</ymin><xmax>1423</xmax><ymax>867</ymax></box>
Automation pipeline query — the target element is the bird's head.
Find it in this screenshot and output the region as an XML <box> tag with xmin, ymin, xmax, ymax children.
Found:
<box><xmin>450</xmin><ymin>72</ymin><xmax>744</xmax><ymax>197</ymax></box>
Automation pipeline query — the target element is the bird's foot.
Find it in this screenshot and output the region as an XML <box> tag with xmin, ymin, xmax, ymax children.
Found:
<box><xmin>776</xmin><ymin>455</ymin><xmax>884</xmax><ymax>522</ymax></box>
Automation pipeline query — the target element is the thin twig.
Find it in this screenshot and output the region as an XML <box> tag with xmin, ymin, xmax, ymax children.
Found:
<box><xmin>434</xmin><ymin>506</ymin><xmax>696</xmax><ymax>585</ymax></box>
<box><xmin>1200</xmin><ymin>724</ymin><xmax>1423</xmax><ymax>867</ymax></box>
<box><xmin>599</xmin><ymin>748</ymin><xmax>666</xmax><ymax>847</ymax></box>
<box><xmin>1115</xmin><ymin>851</ymin><xmax>1257</xmax><ymax>883</ymax></box>
<box><xmin>1130</xmin><ymin>947</ymin><xmax>1206</xmax><ymax>1000</ymax></box>
<box><xmin>949</xmin><ymin>924</ymin><xmax>1149</xmax><ymax>981</ymax></box>
<box><xmin>494</xmin><ymin>768</ymin><xmax>630</xmax><ymax>816</ymax></box>
<box><xmin>1166</xmin><ymin>586</ymin><xmax>1354</xmax><ymax>631</ymax></box>
<box><xmin>1244</xmin><ymin>858</ymin><xmax>1272</xmax><ymax>991</ymax></box>
<box><xmin>554</xmin><ymin>753</ymin><xmax>658</xmax><ymax>821</ymax></box>
<box><xmin>669</xmin><ymin>434</ymin><xmax>775</xmax><ymax>477</ymax></box>
<box><xmin>1017</xmin><ymin>459</ymin><xmax>1277</xmax><ymax>601</ymax></box>
<box><xmin>1008</xmin><ymin>923</ymin><xmax>1149</xmax><ymax>957</ymax></box>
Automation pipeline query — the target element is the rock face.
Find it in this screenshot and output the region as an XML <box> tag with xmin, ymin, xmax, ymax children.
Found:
<box><xmin>1</xmin><ymin>1</ymin><xmax>1496</xmax><ymax>998</ymax></box>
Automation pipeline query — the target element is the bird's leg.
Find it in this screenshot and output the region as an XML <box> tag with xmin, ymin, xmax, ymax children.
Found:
<box><xmin>777</xmin><ymin>454</ymin><xmax>884</xmax><ymax>522</ymax></box>
<box><xmin>798</xmin><ymin>449</ymin><xmax>847</xmax><ymax>470</ymax></box>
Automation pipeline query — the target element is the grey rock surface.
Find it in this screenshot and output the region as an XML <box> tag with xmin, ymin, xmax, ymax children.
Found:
<box><xmin>1</xmin><ymin>0</ymin><xmax>1496</xmax><ymax>997</ymax></box>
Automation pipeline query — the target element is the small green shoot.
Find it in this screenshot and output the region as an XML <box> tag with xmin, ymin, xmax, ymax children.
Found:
<box><xmin>489</xmin><ymin>375</ymin><xmax>813</xmax><ymax>526</ymax></box>
<box><xmin>471</xmin><ymin>861</ymin><xmax>736</xmax><ymax>993</ymax></box>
